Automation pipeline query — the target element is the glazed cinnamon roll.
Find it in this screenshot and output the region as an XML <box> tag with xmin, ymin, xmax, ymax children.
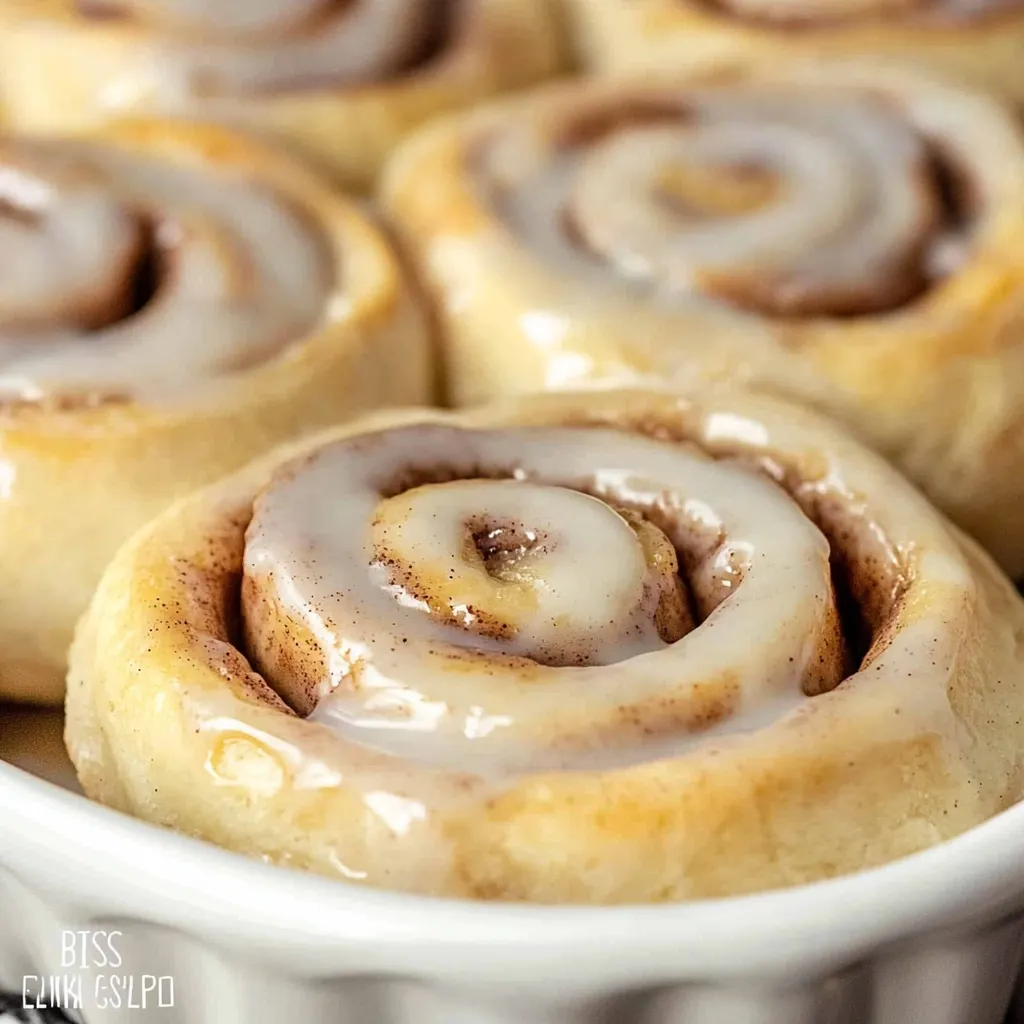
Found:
<box><xmin>67</xmin><ymin>388</ymin><xmax>1024</xmax><ymax>902</ymax></box>
<box><xmin>0</xmin><ymin>118</ymin><xmax>430</xmax><ymax>705</ymax></box>
<box><xmin>562</xmin><ymin>0</ymin><xmax>1024</xmax><ymax>102</ymax></box>
<box><xmin>0</xmin><ymin>0</ymin><xmax>562</xmax><ymax>190</ymax></box>
<box><xmin>383</xmin><ymin>62</ymin><xmax>1024</xmax><ymax>577</ymax></box>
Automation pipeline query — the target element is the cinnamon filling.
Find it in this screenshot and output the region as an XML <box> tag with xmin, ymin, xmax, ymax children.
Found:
<box><xmin>555</xmin><ymin>99</ymin><xmax>693</xmax><ymax>149</ymax></box>
<box><xmin>125</xmin><ymin>217</ymin><xmax>164</xmax><ymax>325</ymax></box>
<box><xmin>469</xmin><ymin>517</ymin><xmax>549</xmax><ymax>579</ymax></box>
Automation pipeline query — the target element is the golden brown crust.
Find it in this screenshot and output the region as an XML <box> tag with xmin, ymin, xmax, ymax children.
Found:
<box><xmin>0</xmin><ymin>117</ymin><xmax>432</xmax><ymax>704</ymax></box>
<box><xmin>381</xmin><ymin>63</ymin><xmax>1024</xmax><ymax>576</ymax></box>
<box><xmin>0</xmin><ymin>0</ymin><xmax>563</xmax><ymax>191</ymax></box>
<box><xmin>65</xmin><ymin>388</ymin><xmax>1024</xmax><ymax>902</ymax></box>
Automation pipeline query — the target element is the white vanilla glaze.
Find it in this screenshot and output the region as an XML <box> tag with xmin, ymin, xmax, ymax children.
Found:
<box><xmin>0</xmin><ymin>138</ymin><xmax>329</xmax><ymax>401</ymax></box>
<box><xmin>475</xmin><ymin>77</ymin><xmax>1002</xmax><ymax>316</ymax></box>
<box><xmin>87</xmin><ymin>0</ymin><xmax>444</xmax><ymax>97</ymax></box>
<box><xmin>242</xmin><ymin>423</ymin><xmax>849</xmax><ymax>775</ymax></box>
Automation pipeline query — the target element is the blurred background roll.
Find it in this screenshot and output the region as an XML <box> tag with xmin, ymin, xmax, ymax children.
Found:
<box><xmin>383</xmin><ymin>62</ymin><xmax>1024</xmax><ymax>577</ymax></box>
<box><xmin>0</xmin><ymin>0</ymin><xmax>563</xmax><ymax>190</ymax></box>
<box><xmin>0</xmin><ymin>118</ymin><xmax>430</xmax><ymax>704</ymax></box>
<box><xmin>561</xmin><ymin>0</ymin><xmax>1024</xmax><ymax>102</ymax></box>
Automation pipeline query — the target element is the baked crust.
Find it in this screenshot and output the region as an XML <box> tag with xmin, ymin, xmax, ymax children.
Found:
<box><xmin>0</xmin><ymin>0</ymin><xmax>563</xmax><ymax>190</ymax></box>
<box><xmin>382</xmin><ymin>62</ymin><xmax>1024</xmax><ymax>575</ymax></box>
<box><xmin>66</xmin><ymin>387</ymin><xmax>1024</xmax><ymax>902</ymax></box>
<box><xmin>0</xmin><ymin>118</ymin><xmax>431</xmax><ymax>704</ymax></box>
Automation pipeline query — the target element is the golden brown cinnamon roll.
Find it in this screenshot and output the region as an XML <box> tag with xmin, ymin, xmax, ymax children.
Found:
<box><xmin>562</xmin><ymin>0</ymin><xmax>1024</xmax><ymax>102</ymax></box>
<box><xmin>0</xmin><ymin>118</ymin><xmax>430</xmax><ymax>705</ymax></box>
<box><xmin>0</xmin><ymin>0</ymin><xmax>562</xmax><ymax>190</ymax></box>
<box><xmin>67</xmin><ymin>387</ymin><xmax>1024</xmax><ymax>903</ymax></box>
<box><xmin>383</xmin><ymin>62</ymin><xmax>1024</xmax><ymax>577</ymax></box>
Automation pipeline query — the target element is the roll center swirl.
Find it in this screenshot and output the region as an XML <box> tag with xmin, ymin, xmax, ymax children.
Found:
<box><xmin>241</xmin><ymin>423</ymin><xmax>853</xmax><ymax>773</ymax></box>
<box><xmin>371</xmin><ymin>480</ymin><xmax>692</xmax><ymax>665</ymax></box>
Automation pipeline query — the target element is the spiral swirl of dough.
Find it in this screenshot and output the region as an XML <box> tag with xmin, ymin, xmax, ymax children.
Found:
<box><xmin>476</xmin><ymin>79</ymin><xmax>976</xmax><ymax>317</ymax></box>
<box><xmin>242</xmin><ymin>422</ymin><xmax>857</xmax><ymax>773</ymax></box>
<box><xmin>0</xmin><ymin>136</ymin><xmax>329</xmax><ymax>401</ymax></box>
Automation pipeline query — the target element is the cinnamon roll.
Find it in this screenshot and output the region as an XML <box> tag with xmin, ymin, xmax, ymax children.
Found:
<box><xmin>383</xmin><ymin>62</ymin><xmax>1024</xmax><ymax>577</ymax></box>
<box><xmin>561</xmin><ymin>0</ymin><xmax>1024</xmax><ymax>102</ymax></box>
<box><xmin>66</xmin><ymin>387</ymin><xmax>1024</xmax><ymax>902</ymax></box>
<box><xmin>0</xmin><ymin>0</ymin><xmax>562</xmax><ymax>191</ymax></box>
<box><xmin>0</xmin><ymin>118</ymin><xmax>430</xmax><ymax>705</ymax></box>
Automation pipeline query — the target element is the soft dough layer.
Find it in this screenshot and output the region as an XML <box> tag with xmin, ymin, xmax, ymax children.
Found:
<box><xmin>0</xmin><ymin>0</ymin><xmax>563</xmax><ymax>190</ymax></box>
<box><xmin>382</xmin><ymin>62</ymin><xmax>1024</xmax><ymax>577</ymax></box>
<box><xmin>0</xmin><ymin>118</ymin><xmax>431</xmax><ymax>705</ymax></box>
<box><xmin>67</xmin><ymin>388</ymin><xmax>1024</xmax><ymax>903</ymax></box>
<box><xmin>562</xmin><ymin>0</ymin><xmax>1024</xmax><ymax>103</ymax></box>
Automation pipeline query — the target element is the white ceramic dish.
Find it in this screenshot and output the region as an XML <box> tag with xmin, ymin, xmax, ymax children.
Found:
<box><xmin>2</xmin><ymin>708</ymin><xmax>1024</xmax><ymax>1024</ymax></box>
